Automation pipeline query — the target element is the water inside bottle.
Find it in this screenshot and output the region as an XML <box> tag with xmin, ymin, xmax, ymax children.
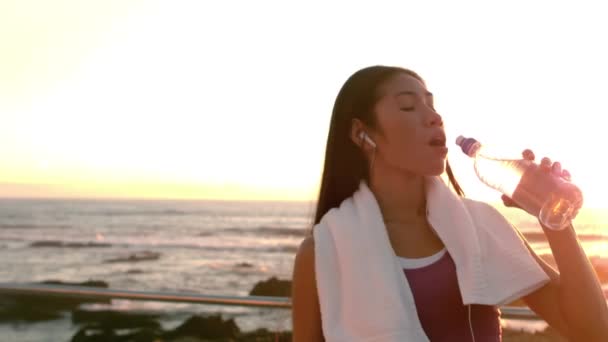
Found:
<box><xmin>511</xmin><ymin>164</ymin><xmax>583</xmax><ymax>230</ymax></box>
<box><xmin>539</xmin><ymin>195</ymin><xmax>578</xmax><ymax>230</ymax></box>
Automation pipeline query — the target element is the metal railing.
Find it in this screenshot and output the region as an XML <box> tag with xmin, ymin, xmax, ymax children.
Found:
<box><xmin>0</xmin><ymin>282</ymin><xmax>290</xmax><ymax>308</ymax></box>
<box><xmin>0</xmin><ymin>282</ymin><xmax>545</xmax><ymax>320</ymax></box>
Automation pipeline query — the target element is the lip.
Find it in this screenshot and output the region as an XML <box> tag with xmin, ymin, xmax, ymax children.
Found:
<box><xmin>428</xmin><ymin>133</ymin><xmax>447</xmax><ymax>145</ymax></box>
<box><xmin>431</xmin><ymin>146</ymin><xmax>448</xmax><ymax>156</ymax></box>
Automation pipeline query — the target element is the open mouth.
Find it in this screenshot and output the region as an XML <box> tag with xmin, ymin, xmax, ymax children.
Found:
<box><xmin>428</xmin><ymin>135</ymin><xmax>448</xmax><ymax>156</ymax></box>
<box><xmin>428</xmin><ymin>137</ymin><xmax>446</xmax><ymax>147</ymax></box>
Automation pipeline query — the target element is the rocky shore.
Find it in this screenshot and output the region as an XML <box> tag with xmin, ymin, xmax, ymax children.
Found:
<box><xmin>0</xmin><ymin>275</ymin><xmax>590</xmax><ymax>341</ymax></box>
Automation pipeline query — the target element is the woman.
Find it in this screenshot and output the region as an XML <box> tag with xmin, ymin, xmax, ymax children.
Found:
<box><xmin>291</xmin><ymin>65</ymin><xmax>608</xmax><ymax>341</ymax></box>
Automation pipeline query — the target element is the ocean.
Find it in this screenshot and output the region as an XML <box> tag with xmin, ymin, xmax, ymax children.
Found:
<box><xmin>1</xmin><ymin>198</ymin><xmax>607</xmax><ymax>341</ymax></box>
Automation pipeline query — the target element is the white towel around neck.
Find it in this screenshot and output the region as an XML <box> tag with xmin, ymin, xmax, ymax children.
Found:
<box><xmin>313</xmin><ymin>176</ymin><xmax>550</xmax><ymax>342</ymax></box>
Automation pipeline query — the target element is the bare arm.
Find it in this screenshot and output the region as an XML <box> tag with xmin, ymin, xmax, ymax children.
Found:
<box><xmin>291</xmin><ymin>236</ymin><xmax>325</xmax><ymax>342</ymax></box>
<box><xmin>518</xmin><ymin>230</ymin><xmax>571</xmax><ymax>338</ymax></box>
<box><xmin>522</xmin><ymin>223</ymin><xmax>608</xmax><ymax>341</ymax></box>
<box><xmin>501</xmin><ymin>152</ymin><xmax>608</xmax><ymax>340</ymax></box>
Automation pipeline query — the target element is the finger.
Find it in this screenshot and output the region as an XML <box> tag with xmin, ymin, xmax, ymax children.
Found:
<box><xmin>501</xmin><ymin>194</ymin><xmax>517</xmax><ymax>207</ymax></box>
<box><xmin>522</xmin><ymin>149</ymin><xmax>535</xmax><ymax>161</ymax></box>
<box><xmin>552</xmin><ymin>162</ymin><xmax>562</xmax><ymax>176</ymax></box>
<box><xmin>540</xmin><ymin>157</ymin><xmax>552</xmax><ymax>171</ymax></box>
<box><xmin>562</xmin><ymin>169</ymin><xmax>572</xmax><ymax>181</ymax></box>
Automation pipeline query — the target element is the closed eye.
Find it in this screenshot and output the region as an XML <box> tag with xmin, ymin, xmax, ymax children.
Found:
<box><xmin>400</xmin><ymin>104</ymin><xmax>434</xmax><ymax>111</ymax></box>
<box><xmin>396</xmin><ymin>91</ymin><xmax>434</xmax><ymax>111</ymax></box>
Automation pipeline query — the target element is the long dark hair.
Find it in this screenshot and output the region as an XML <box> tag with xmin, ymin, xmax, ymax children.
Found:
<box><xmin>312</xmin><ymin>65</ymin><xmax>465</xmax><ymax>227</ymax></box>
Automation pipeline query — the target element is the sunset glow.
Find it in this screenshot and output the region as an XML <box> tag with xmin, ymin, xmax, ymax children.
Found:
<box><xmin>1</xmin><ymin>1</ymin><xmax>606</xmax><ymax>207</ymax></box>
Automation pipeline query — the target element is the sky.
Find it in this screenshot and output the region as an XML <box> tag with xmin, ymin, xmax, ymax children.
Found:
<box><xmin>1</xmin><ymin>0</ymin><xmax>607</xmax><ymax>206</ymax></box>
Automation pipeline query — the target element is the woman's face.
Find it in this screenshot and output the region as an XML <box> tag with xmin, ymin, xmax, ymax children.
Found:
<box><xmin>371</xmin><ymin>73</ymin><xmax>447</xmax><ymax>176</ymax></box>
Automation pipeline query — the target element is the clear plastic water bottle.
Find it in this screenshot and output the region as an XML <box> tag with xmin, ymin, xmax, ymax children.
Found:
<box><xmin>455</xmin><ymin>135</ymin><xmax>583</xmax><ymax>231</ymax></box>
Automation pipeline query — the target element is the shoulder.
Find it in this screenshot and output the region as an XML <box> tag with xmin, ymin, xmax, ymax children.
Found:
<box><xmin>293</xmin><ymin>235</ymin><xmax>318</xmax><ymax>289</ymax></box>
<box><xmin>296</xmin><ymin>235</ymin><xmax>315</xmax><ymax>263</ymax></box>
<box><xmin>292</xmin><ymin>235</ymin><xmax>319</xmax><ymax>308</ymax></box>
<box><xmin>292</xmin><ymin>234</ymin><xmax>325</xmax><ymax>341</ymax></box>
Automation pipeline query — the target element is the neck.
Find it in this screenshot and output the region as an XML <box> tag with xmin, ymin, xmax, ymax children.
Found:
<box><xmin>368</xmin><ymin>168</ymin><xmax>427</xmax><ymax>224</ymax></box>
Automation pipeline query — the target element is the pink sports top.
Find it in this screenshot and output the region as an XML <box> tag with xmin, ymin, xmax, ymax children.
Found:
<box><xmin>399</xmin><ymin>249</ymin><xmax>502</xmax><ymax>341</ymax></box>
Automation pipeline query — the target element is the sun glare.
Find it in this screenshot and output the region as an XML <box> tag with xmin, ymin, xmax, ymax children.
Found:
<box><xmin>0</xmin><ymin>1</ymin><xmax>606</xmax><ymax>203</ymax></box>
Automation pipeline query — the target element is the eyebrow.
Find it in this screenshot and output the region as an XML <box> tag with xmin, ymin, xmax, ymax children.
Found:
<box><xmin>395</xmin><ymin>91</ymin><xmax>433</xmax><ymax>97</ymax></box>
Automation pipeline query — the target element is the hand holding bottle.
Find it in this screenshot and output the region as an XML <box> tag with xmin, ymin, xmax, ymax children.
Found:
<box><xmin>456</xmin><ymin>136</ymin><xmax>583</xmax><ymax>230</ymax></box>
<box><xmin>501</xmin><ymin>149</ymin><xmax>576</xmax><ymax>219</ymax></box>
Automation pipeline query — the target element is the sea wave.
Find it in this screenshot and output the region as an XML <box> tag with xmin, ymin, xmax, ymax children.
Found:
<box><xmin>29</xmin><ymin>240</ymin><xmax>112</xmax><ymax>248</ymax></box>
<box><xmin>22</xmin><ymin>239</ymin><xmax>299</xmax><ymax>254</ymax></box>
<box><xmin>0</xmin><ymin>223</ymin><xmax>71</xmax><ymax>229</ymax></box>
<box><xmin>92</xmin><ymin>209</ymin><xmax>199</xmax><ymax>217</ymax></box>
<box><xmin>212</xmin><ymin>226</ymin><xmax>310</xmax><ymax>237</ymax></box>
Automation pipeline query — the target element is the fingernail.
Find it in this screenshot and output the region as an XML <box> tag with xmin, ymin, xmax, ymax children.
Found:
<box><xmin>541</xmin><ymin>157</ymin><xmax>552</xmax><ymax>168</ymax></box>
<box><xmin>523</xmin><ymin>149</ymin><xmax>534</xmax><ymax>158</ymax></box>
<box><xmin>552</xmin><ymin>162</ymin><xmax>562</xmax><ymax>174</ymax></box>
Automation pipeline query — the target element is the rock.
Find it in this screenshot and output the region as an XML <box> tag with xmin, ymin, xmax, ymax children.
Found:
<box><xmin>71</xmin><ymin>325</ymin><xmax>163</xmax><ymax>342</ymax></box>
<box><xmin>126</xmin><ymin>269</ymin><xmax>145</xmax><ymax>274</ymax></box>
<box><xmin>71</xmin><ymin>309</ymin><xmax>161</xmax><ymax>330</ymax></box>
<box><xmin>0</xmin><ymin>301</ymin><xmax>64</xmax><ymax>322</ymax></box>
<box><xmin>0</xmin><ymin>279</ymin><xmax>110</xmax><ymax>322</ymax></box>
<box><xmin>235</xmin><ymin>262</ymin><xmax>254</xmax><ymax>268</ymax></box>
<box><xmin>122</xmin><ymin>328</ymin><xmax>163</xmax><ymax>342</ymax></box>
<box><xmin>103</xmin><ymin>251</ymin><xmax>161</xmax><ymax>263</ymax></box>
<box><xmin>42</xmin><ymin>280</ymin><xmax>109</xmax><ymax>288</ymax></box>
<box><xmin>30</xmin><ymin>240</ymin><xmax>111</xmax><ymax>248</ymax></box>
<box><xmin>162</xmin><ymin>314</ymin><xmax>240</xmax><ymax>340</ymax></box>
<box><xmin>67</xmin><ymin>312</ymin><xmax>293</xmax><ymax>342</ymax></box>
<box><xmin>71</xmin><ymin>326</ymin><xmax>118</xmax><ymax>342</ymax></box>
<box><xmin>35</xmin><ymin>280</ymin><xmax>111</xmax><ymax>309</ymax></box>
<box><xmin>249</xmin><ymin>277</ymin><xmax>291</xmax><ymax>297</ymax></box>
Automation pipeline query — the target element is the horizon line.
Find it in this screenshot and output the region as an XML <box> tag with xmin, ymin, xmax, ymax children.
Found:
<box><xmin>0</xmin><ymin>195</ymin><xmax>316</xmax><ymax>203</ymax></box>
<box><xmin>2</xmin><ymin>196</ymin><xmax>606</xmax><ymax>211</ymax></box>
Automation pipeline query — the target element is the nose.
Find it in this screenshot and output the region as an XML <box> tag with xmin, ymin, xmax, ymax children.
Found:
<box><xmin>426</xmin><ymin>109</ymin><xmax>443</xmax><ymax>127</ymax></box>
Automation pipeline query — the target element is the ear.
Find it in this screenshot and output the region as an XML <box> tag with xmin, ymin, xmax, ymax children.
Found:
<box><xmin>350</xmin><ymin>118</ymin><xmax>366</xmax><ymax>148</ymax></box>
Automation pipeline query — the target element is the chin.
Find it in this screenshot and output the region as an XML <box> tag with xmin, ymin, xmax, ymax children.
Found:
<box><xmin>399</xmin><ymin>158</ymin><xmax>445</xmax><ymax>176</ymax></box>
<box><xmin>425</xmin><ymin>162</ymin><xmax>446</xmax><ymax>176</ymax></box>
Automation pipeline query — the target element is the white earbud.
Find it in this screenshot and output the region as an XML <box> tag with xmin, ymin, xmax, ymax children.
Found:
<box><xmin>358</xmin><ymin>131</ymin><xmax>377</xmax><ymax>148</ymax></box>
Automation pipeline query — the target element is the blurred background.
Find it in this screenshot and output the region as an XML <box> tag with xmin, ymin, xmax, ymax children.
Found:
<box><xmin>1</xmin><ymin>1</ymin><xmax>606</xmax><ymax>341</ymax></box>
